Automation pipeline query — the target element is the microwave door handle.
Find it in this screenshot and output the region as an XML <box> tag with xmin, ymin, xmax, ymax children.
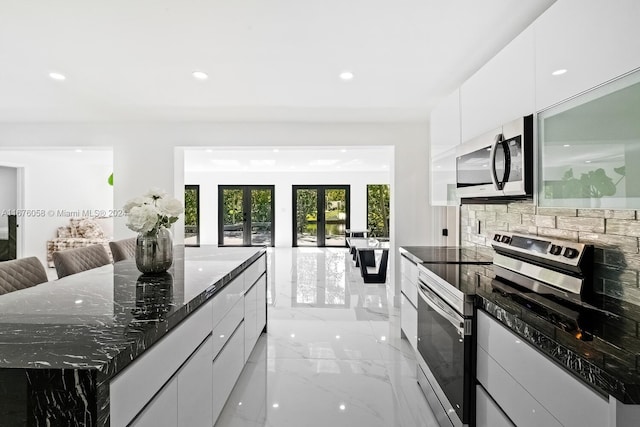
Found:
<box><xmin>418</xmin><ymin>282</ymin><xmax>464</xmax><ymax>334</ymax></box>
<box><xmin>490</xmin><ymin>134</ymin><xmax>504</xmax><ymax>190</ymax></box>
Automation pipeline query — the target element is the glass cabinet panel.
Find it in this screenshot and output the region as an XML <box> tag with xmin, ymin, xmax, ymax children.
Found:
<box><xmin>538</xmin><ymin>69</ymin><xmax>640</xmax><ymax>208</ymax></box>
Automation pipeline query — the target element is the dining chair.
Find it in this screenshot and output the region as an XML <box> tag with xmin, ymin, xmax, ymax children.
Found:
<box><xmin>109</xmin><ymin>237</ymin><xmax>136</xmax><ymax>263</ymax></box>
<box><xmin>53</xmin><ymin>244</ymin><xmax>111</xmax><ymax>279</ymax></box>
<box><xmin>0</xmin><ymin>257</ymin><xmax>48</xmax><ymax>295</ymax></box>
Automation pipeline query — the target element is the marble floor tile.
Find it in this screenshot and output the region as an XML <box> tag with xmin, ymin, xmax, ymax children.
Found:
<box><xmin>215</xmin><ymin>247</ymin><xmax>437</xmax><ymax>427</ymax></box>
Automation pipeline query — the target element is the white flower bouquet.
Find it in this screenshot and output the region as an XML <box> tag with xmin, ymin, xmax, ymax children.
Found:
<box><xmin>124</xmin><ymin>189</ymin><xmax>184</xmax><ymax>235</ymax></box>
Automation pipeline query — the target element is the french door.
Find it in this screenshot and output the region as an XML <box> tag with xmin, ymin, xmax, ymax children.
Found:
<box><xmin>218</xmin><ymin>185</ymin><xmax>275</xmax><ymax>247</ymax></box>
<box><xmin>293</xmin><ymin>185</ymin><xmax>350</xmax><ymax>247</ymax></box>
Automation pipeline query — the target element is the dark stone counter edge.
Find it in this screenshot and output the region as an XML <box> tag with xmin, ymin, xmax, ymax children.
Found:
<box><xmin>97</xmin><ymin>247</ymin><xmax>267</xmax><ymax>384</ymax></box>
<box><xmin>478</xmin><ymin>296</ymin><xmax>640</xmax><ymax>404</ymax></box>
<box><xmin>399</xmin><ymin>247</ymin><xmax>421</xmax><ymax>265</ymax></box>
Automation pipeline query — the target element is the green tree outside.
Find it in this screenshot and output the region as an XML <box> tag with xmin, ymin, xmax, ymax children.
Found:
<box><xmin>367</xmin><ymin>184</ymin><xmax>390</xmax><ymax>238</ymax></box>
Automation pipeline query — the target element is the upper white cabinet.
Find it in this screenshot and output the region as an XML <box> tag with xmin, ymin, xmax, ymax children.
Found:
<box><xmin>534</xmin><ymin>0</ymin><xmax>640</xmax><ymax>110</ymax></box>
<box><xmin>430</xmin><ymin>89</ymin><xmax>461</xmax><ymax>206</ymax></box>
<box><xmin>461</xmin><ymin>26</ymin><xmax>535</xmax><ymax>142</ymax></box>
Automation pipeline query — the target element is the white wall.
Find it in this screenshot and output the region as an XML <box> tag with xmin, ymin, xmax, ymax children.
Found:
<box><xmin>0</xmin><ymin>166</ymin><xmax>17</xmax><ymax>210</ymax></box>
<box><xmin>185</xmin><ymin>168</ymin><xmax>390</xmax><ymax>247</ymax></box>
<box><xmin>0</xmin><ymin>122</ymin><xmax>433</xmax><ymax>304</ymax></box>
<box><xmin>0</xmin><ymin>150</ymin><xmax>113</xmax><ymax>266</ymax></box>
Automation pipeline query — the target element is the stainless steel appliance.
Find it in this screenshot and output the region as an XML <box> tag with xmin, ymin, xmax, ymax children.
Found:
<box><xmin>416</xmin><ymin>235</ymin><xmax>594</xmax><ymax>427</ymax></box>
<box><xmin>456</xmin><ymin>115</ymin><xmax>533</xmax><ymax>202</ymax></box>
<box><xmin>415</xmin><ymin>249</ymin><xmax>492</xmax><ymax>427</ymax></box>
<box><xmin>490</xmin><ymin>232</ymin><xmax>593</xmax><ymax>301</ymax></box>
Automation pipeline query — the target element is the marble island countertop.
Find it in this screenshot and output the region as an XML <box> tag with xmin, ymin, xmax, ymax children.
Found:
<box><xmin>0</xmin><ymin>245</ymin><xmax>266</xmax><ymax>425</ymax></box>
<box><xmin>0</xmin><ymin>246</ymin><xmax>264</xmax><ymax>376</ymax></box>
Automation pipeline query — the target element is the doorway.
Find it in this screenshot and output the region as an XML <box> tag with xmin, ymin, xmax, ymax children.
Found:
<box><xmin>218</xmin><ymin>185</ymin><xmax>275</xmax><ymax>247</ymax></box>
<box><xmin>293</xmin><ymin>185</ymin><xmax>350</xmax><ymax>247</ymax></box>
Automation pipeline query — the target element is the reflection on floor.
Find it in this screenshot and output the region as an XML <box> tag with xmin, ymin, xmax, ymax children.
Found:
<box><xmin>215</xmin><ymin>247</ymin><xmax>438</xmax><ymax>427</ymax></box>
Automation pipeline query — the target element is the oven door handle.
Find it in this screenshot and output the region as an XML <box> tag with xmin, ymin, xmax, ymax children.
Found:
<box><xmin>418</xmin><ymin>281</ymin><xmax>465</xmax><ymax>335</ymax></box>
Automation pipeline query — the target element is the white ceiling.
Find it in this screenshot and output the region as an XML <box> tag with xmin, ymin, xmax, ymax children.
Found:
<box><xmin>0</xmin><ymin>0</ymin><xmax>555</xmax><ymax>123</ymax></box>
<box><xmin>184</xmin><ymin>146</ymin><xmax>392</xmax><ymax>172</ymax></box>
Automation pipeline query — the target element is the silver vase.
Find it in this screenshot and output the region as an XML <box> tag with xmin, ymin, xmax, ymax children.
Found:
<box><xmin>136</xmin><ymin>227</ymin><xmax>173</xmax><ymax>274</ymax></box>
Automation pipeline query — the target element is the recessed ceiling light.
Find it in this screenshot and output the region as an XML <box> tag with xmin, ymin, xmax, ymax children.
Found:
<box><xmin>340</xmin><ymin>149</ymin><xmax>347</xmax><ymax>153</ymax></box>
<box><xmin>339</xmin><ymin>404</ymin><xmax>346</xmax><ymax>411</ymax></box>
<box><xmin>75</xmin><ymin>149</ymin><xmax>82</xmax><ymax>153</ymax></box>
<box><xmin>192</xmin><ymin>71</ymin><xmax>208</xmax><ymax>80</ymax></box>
<box><xmin>563</xmin><ymin>144</ymin><xmax>571</xmax><ymax>147</ymax></box>
<box><xmin>552</xmin><ymin>69</ymin><xmax>568</xmax><ymax>76</ymax></box>
<box><xmin>339</xmin><ymin>71</ymin><xmax>354</xmax><ymax>81</ymax></box>
<box><xmin>585</xmin><ymin>160</ymin><xmax>592</xmax><ymax>163</ymax></box>
<box><xmin>49</xmin><ymin>72</ymin><xmax>66</xmax><ymax>81</ymax></box>
<box><xmin>273</xmin><ymin>149</ymin><xmax>280</xmax><ymax>153</ymax></box>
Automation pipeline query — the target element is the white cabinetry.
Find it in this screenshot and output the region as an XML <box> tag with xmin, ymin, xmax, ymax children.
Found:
<box><xmin>244</xmin><ymin>283</ymin><xmax>258</xmax><ymax>363</ymax></box>
<box><xmin>460</xmin><ymin>26</ymin><xmax>535</xmax><ymax>141</ymax></box>
<box><xmin>476</xmin><ymin>384</ymin><xmax>513</xmax><ymax>427</ymax></box>
<box><xmin>534</xmin><ymin>0</ymin><xmax>640</xmax><ymax>110</ymax></box>
<box><xmin>111</xmin><ymin>252</ymin><xmax>267</xmax><ymax>427</ymax></box>
<box><xmin>177</xmin><ymin>336</ymin><xmax>214</xmax><ymax>427</ymax></box>
<box><xmin>212</xmin><ymin>321</ymin><xmax>246</xmax><ymax>423</ymax></box>
<box><xmin>476</xmin><ymin>310</ymin><xmax>609</xmax><ymax>427</ymax></box>
<box><xmin>430</xmin><ymin>89</ymin><xmax>461</xmax><ymax>206</ymax></box>
<box><xmin>130</xmin><ymin>377</ymin><xmax>178</xmax><ymax>427</ymax></box>
<box><xmin>399</xmin><ymin>253</ymin><xmax>418</xmax><ymax>350</ymax></box>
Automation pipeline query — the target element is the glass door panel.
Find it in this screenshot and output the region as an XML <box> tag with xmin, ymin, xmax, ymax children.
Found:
<box><xmin>219</xmin><ymin>186</ymin><xmax>275</xmax><ymax>247</ymax></box>
<box><xmin>295</xmin><ymin>188</ymin><xmax>318</xmax><ymax>247</ymax></box>
<box><xmin>324</xmin><ymin>189</ymin><xmax>346</xmax><ymax>246</ymax></box>
<box><xmin>184</xmin><ymin>185</ymin><xmax>200</xmax><ymax>246</ymax></box>
<box><xmin>220</xmin><ymin>188</ymin><xmax>245</xmax><ymax>246</ymax></box>
<box><xmin>293</xmin><ymin>186</ymin><xmax>350</xmax><ymax>247</ymax></box>
<box><xmin>251</xmin><ymin>188</ymin><xmax>273</xmax><ymax>246</ymax></box>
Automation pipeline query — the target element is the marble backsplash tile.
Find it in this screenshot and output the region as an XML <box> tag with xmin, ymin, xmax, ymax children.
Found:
<box><xmin>461</xmin><ymin>202</ymin><xmax>640</xmax><ymax>305</ymax></box>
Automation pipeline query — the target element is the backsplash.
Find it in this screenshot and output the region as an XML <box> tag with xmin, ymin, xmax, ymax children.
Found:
<box><xmin>460</xmin><ymin>202</ymin><xmax>640</xmax><ymax>306</ymax></box>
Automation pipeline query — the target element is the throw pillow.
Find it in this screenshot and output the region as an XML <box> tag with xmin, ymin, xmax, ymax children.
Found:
<box><xmin>76</xmin><ymin>218</ymin><xmax>105</xmax><ymax>239</ymax></box>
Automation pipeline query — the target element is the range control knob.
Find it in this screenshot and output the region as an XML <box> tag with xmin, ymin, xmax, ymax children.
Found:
<box><xmin>549</xmin><ymin>244</ymin><xmax>563</xmax><ymax>255</ymax></box>
<box><xmin>563</xmin><ymin>248</ymin><xmax>579</xmax><ymax>259</ymax></box>
<box><xmin>500</xmin><ymin>235</ymin><xmax>511</xmax><ymax>244</ymax></box>
<box><xmin>494</xmin><ymin>234</ymin><xmax>502</xmax><ymax>242</ymax></box>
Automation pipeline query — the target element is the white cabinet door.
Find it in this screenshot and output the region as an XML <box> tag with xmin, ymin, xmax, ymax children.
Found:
<box><xmin>399</xmin><ymin>255</ymin><xmax>418</xmax><ymax>307</ymax></box>
<box><xmin>212</xmin><ymin>322</ymin><xmax>246</xmax><ymax>424</ymax></box>
<box><xmin>476</xmin><ymin>385</ymin><xmax>514</xmax><ymax>427</ymax></box>
<box><xmin>244</xmin><ymin>283</ymin><xmax>258</xmax><ymax>363</ymax></box>
<box><xmin>256</xmin><ymin>274</ymin><xmax>267</xmax><ymax>337</ymax></box>
<box><xmin>460</xmin><ymin>26</ymin><xmax>535</xmax><ymax>142</ymax></box>
<box><xmin>177</xmin><ymin>336</ymin><xmax>213</xmax><ymax>427</ymax></box>
<box><xmin>477</xmin><ymin>311</ymin><xmax>609</xmax><ymax>427</ymax></box>
<box><xmin>130</xmin><ymin>377</ymin><xmax>178</xmax><ymax>427</ymax></box>
<box><xmin>430</xmin><ymin>147</ymin><xmax>458</xmax><ymax>206</ymax></box>
<box><xmin>534</xmin><ymin>0</ymin><xmax>640</xmax><ymax>110</ymax></box>
<box><xmin>400</xmin><ymin>293</ymin><xmax>417</xmax><ymax>350</ymax></box>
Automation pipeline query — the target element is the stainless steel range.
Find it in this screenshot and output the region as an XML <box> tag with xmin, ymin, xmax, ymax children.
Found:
<box><xmin>416</xmin><ymin>234</ymin><xmax>594</xmax><ymax>427</ymax></box>
<box><xmin>415</xmin><ymin>249</ymin><xmax>492</xmax><ymax>427</ymax></box>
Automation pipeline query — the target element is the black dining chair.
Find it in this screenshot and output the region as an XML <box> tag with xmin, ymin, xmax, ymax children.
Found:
<box><xmin>0</xmin><ymin>257</ymin><xmax>48</xmax><ymax>295</ymax></box>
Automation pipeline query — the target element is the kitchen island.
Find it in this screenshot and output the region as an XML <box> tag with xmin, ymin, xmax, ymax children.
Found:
<box><xmin>0</xmin><ymin>245</ymin><xmax>267</xmax><ymax>426</ymax></box>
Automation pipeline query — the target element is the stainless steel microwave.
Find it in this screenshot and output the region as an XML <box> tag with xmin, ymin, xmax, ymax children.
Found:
<box><xmin>456</xmin><ymin>115</ymin><xmax>533</xmax><ymax>202</ymax></box>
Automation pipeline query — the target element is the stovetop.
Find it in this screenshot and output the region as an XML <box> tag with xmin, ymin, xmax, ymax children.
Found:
<box><xmin>401</xmin><ymin>246</ymin><xmax>494</xmax><ymax>265</ymax></box>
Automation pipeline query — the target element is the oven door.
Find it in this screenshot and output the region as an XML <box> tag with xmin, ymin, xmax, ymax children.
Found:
<box><xmin>417</xmin><ymin>280</ymin><xmax>473</xmax><ymax>426</ymax></box>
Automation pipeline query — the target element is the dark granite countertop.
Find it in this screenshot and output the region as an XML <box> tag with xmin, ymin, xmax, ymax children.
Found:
<box><xmin>0</xmin><ymin>245</ymin><xmax>265</xmax><ymax>376</ymax></box>
<box><xmin>477</xmin><ymin>265</ymin><xmax>640</xmax><ymax>404</ymax></box>
<box><xmin>399</xmin><ymin>246</ymin><xmax>494</xmax><ymax>265</ymax></box>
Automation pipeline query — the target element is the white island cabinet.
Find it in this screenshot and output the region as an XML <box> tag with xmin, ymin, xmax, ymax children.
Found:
<box><xmin>110</xmin><ymin>251</ymin><xmax>267</xmax><ymax>427</ymax></box>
